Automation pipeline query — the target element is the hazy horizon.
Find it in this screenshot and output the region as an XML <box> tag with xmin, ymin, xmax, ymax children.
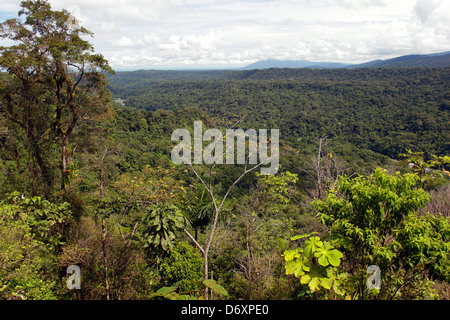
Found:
<box><xmin>1</xmin><ymin>0</ymin><xmax>449</xmax><ymax>71</ymax></box>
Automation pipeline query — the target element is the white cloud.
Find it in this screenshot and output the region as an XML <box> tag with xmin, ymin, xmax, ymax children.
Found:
<box><xmin>112</xmin><ymin>36</ymin><xmax>135</xmax><ymax>47</ymax></box>
<box><xmin>99</xmin><ymin>21</ymin><xmax>119</xmax><ymax>33</ymax></box>
<box><xmin>50</xmin><ymin>0</ymin><xmax>172</xmax><ymax>31</ymax></box>
<box><xmin>333</xmin><ymin>0</ymin><xmax>385</xmax><ymax>9</ymax></box>
<box><xmin>411</xmin><ymin>0</ymin><xmax>450</xmax><ymax>53</ymax></box>
<box><xmin>1</xmin><ymin>0</ymin><xmax>450</xmax><ymax>69</ymax></box>
<box><xmin>414</xmin><ymin>0</ymin><xmax>441</xmax><ymax>23</ymax></box>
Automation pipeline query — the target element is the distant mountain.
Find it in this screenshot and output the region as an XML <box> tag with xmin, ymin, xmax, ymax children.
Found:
<box><xmin>240</xmin><ymin>51</ymin><xmax>450</xmax><ymax>70</ymax></box>
<box><xmin>348</xmin><ymin>51</ymin><xmax>450</xmax><ymax>68</ymax></box>
<box><xmin>239</xmin><ymin>59</ymin><xmax>351</xmax><ymax>70</ymax></box>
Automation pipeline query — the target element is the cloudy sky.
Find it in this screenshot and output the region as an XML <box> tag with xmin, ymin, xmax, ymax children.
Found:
<box><xmin>1</xmin><ymin>0</ymin><xmax>449</xmax><ymax>70</ymax></box>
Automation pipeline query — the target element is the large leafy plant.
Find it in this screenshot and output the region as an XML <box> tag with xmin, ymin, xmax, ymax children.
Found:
<box><xmin>154</xmin><ymin>279</ymin><xmax>229</xmax><ymax>300</ymax></box>
<box><xmin>284</xmin><ymin>232</ymin><xmax>347</xmax><ymax>298</ymax></box>
<box><xmin>312</xmin><ymin>167</ymin><xmax>449</xmax><ymax>299</ymax></box>
<box><xmin>0</xmin><ymin>192</ymin><xmax>72</xmax><ymax>299</ymax></box>
<box><xmin>142</xmin><ymin>204</ymin><xmax>186</xmax><ymax>264</ymax></box>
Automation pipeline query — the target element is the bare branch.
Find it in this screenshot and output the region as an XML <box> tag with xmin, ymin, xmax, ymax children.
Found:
<box><xmin>116</xmin><ymin>222</ymin><xmax>140</xmax><ymax>247</ymax></box>
<box><xmin>188</xmin><ymin>162</ymin><xmax>218</xmax><ymax>212</ymax></box>
<box><xmin>183</xmin><ymin>228</ymin><xmax>205</xmax><ymax>255</ymax></box>
<box><xmin>117</xmin><ymin>224</ymin><xmax>127</xmax><ymax>244</ymax></box>
<box><xmin>217</xmin><ymin>162</ymin><xmax>263</xmax><ymax>213</ymax></box>
<box><xmin>229</xmin><ymin>114</ymin><xmax>247</xmax><ymax>129</ymax></box>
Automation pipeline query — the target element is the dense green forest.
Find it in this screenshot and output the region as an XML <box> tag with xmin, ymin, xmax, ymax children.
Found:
<box><xmin>108</xmin><ymin>67</ymin><xmax>449</xmax><ymax>161</ymax></box>
<box><xmin>0</xmin><ymin>1</ymin><xmax>449</xmax><ymax>301</ymax></box>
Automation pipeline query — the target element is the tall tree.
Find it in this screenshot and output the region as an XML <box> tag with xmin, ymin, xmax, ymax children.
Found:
<box><xmin>179</xmin><ymin>118</ymin><xmax>280</xmax><ymax>299</ymax></box>
<box><xmin>0</xmin><ymin>0</ymin><xmax>113</xmax><ymax>193</ymax></box>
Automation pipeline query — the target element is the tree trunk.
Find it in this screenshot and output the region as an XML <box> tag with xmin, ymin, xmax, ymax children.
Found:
<box><xmin>99</xmin><ymin>171</ymin><xmax>104</xmax><ymax>199</ymax></box>
<box><xmin>204</xmin><ymin>252</ymin><xmax>209</xmax><ymax>299</ymax></box>
<box><xmin>61</xmin><ymin>134</ymin><xmax>68</xmax><ymax>190</ymax></box>
<box><xmin>30</xmin><ymin>135</ymin><xmax>52</xmax><ymax>189</ymax></box>
<box><xmin>102</xmin><ymin>216</ymin><xmax>110</xmax><ymax>300</ymax></box>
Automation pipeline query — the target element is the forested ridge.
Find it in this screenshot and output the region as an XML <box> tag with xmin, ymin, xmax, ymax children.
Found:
<box><xmin>108</xmin><ymin>67</ymin><xmax>449</xmax><ymax>160</ymax></box>
<box><xmin>0</xmin><ymin>0</ymin><xmax>449</xmax><ymax>301</ymax></box>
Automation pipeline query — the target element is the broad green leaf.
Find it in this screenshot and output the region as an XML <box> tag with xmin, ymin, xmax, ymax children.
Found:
<box><xmin>326</xmin><ymin>249</ymin><xmax>343</xmax><ymax>267</ymax></box>
<box><xmin>285</xmin><ymin>256</ymin><xmax>311</xmax><ymax>277</ymax></box>
<box><xmin>317</xmin><ymin>254</ymin><xmax>330</xmax><ymax>267</ymax></box>
<box><xmin>291</xmin><ymin>232</ymin><xmax>318</xmax><ymax>241</ymax></box>
<box><xmin>304</xmin><ymin>236</ymin><xmax>323</xmax><ymax>257</ymax></box>
<box><xmin>314</xmin><ymin>243</ymin><xmax>343</xmax><ymax>267</ymax></box>
<box><xmin>320</xmin><ymin>277</ymin><xmax>333</xmax><ymax>290</ymax></box>
<box><xmin>283</xmin><ymin>248</ymin><xmax>300</xmax><ymax>261</ymax></box>
<box><xmin>175</xmin><ymin>294</ymin><xmax>198</xmax><ymax>300</ymax></box>
<box><xmin>203</xmin><ymin>279</ymin><xmax>229</xmax><ymax>297</ymax></box>
<box><xmin>300</xmin><ymin>274</ymin><xmax>311</xmax><ymax>285</ymax></box>
<box><xmin>156</xmin><ymin>286</ymin><xmax>177</xmax><ymax>296</ymax></box>
<box><xmin>285</xmin><ymin>260</ymin><xmax>305</xmax><ymax>277</ymax></box>
<box><xmin>308</xmin><ymin>277</ymin><xmax>321</xmax><ymax>292</ymax></box>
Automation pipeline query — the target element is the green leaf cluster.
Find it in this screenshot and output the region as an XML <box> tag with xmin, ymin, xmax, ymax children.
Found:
<box><xmin>2</xmin><ymin>191</ymin><xmax>72</xmax><ymax>248</ymax></box>
<box><xmin>399</xmin><ymin>149</ymin><xmax>450</xmax><ymax>188</ymax></box>
<box><xmin>284</xmin><ymin>233</ymin><xmax>347</xmax><ymax>295</ymax></box>
<box><xmin>154</xmin><ymin>279</ymin><xmax>229</xmax><ymax>300</ymax></box>
<box><xmin>397</xmin><ymin>213</ymin><xmax>450</xmax><ymax>281</ymax></box>
<box><xmin>313</xmin><ymin>168</ymin><xmax>430</xmax><ymax>249</ymax></box>
<box><xmin>158</xmin><ymin>241</ymin><xmax>203</xmax><ymax>292</ymax></box>
<box><xmin>142</xmin><ymin>204</ymin><xmax>186</xmax><ymax>261</ymax></box>
<box><xmin>311</xmin><ymin>167</ymin><xmax>449</xmax><ymax>299</ymax></box>
<box><xmin>0</xmin><ymin>193</ymin><xmax>71</xmax><ymax>299</ymax></box>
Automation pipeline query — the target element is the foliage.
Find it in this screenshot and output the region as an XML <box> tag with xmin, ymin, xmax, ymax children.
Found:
<box><xmin>0</xmin><ymin>1</ymin><xmax>449</xmax><ymax>301</ymax></box>
<box><xmin>0</xmin><ymin>0</ymin><xmax>113</xmax><ymax>192</ymax></box>
<box><xmin>59</xmin><ymin>214</ymin><xmax>158</xmax><ymax>300</ymax></box>
<box><xmin>203</xmin><ymin>279</ymin><xmax>229</xmax><ymax>297</ymax></box>
<box><xmin>311</xmin><ymin>168</ymin><xmax>449</xmax><ymax>299</ymax></box>
<box><xmin>399</xmin><ymin>149</ymin><xmax>450</xmax><ymax>188</ymax></box>
<box><xmin>284</xmin><ymin>233</ymin><xmax>347</xmax><ymax>298</ymax></box>
<box><xmin>112</xmin><ymin>166</ymin><xmax>188</xmax><ymax>205</ymax></box>
<box><xmin>0</xmin><ymin>193</ymin><xmax>72</xmax><ymax>299</ymax></box>
<box><xmin>397</xmin><ymin>213</ymin><xmax>450</xmax><ymax>281</ymax></box>
<box><xmin>208</xmin><ymin>171</ymin><xmax>304</xmax><ymax>300</ymax></box>
<box><xmin>2</xmin><ymin>191</ymin><xmax>72</xmax><ymax>248</ymax></box>
<box><xmin>154</xmin><ymin>278</ymin><xmax>229</xmax><ymax>300</ymax></box>
<box><xmin>108</xmin><ymin>68</ymin><xmax>449</xmax><ymax>162</ymax></box>
<box><xmin>102</xmin><ymin>165</ymin><xmax>190</xmax><ymax>266</ymax></box>
<box><xmin>255</xmin><ymin>170</ymin><xmax>299</xmax><ymax>206</ymax></box>
<box><xmin>141</xmin><ymin>204</ymin><xmax>186</xmax><ymax>263</ymax></box>
<box><xmin>158</xmin><ymin>241</ymin><xmax>204</xmax><ymax>292</ymax></box>
<box><xmin>182</xmin><ymin>185</ymin><xmax>216</xmax><ymax>240</ymax></box>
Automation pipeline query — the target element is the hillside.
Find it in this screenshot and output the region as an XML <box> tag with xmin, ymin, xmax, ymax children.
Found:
<box><xmin>108</xmin><ymin>67</ymin><xmax>450</xmax><ymax>167</ymax></box>
<box><xmin>2</xmin><ymin>0</ymin><xmax>450</xmax><ymax>304</ymax></box>
<box><xmin>239</xmin><ymin>51</ymin><xmax>450</xmax><ymax>70</ymax></box>
<box><xmin>349</xmin><ymin>52</ymin><xmax>450</xmax><ymax>68</ymax></box>
<box><xmin>239</xmin><ymin>59</ymin><xmax>351</xmax><ymax>70</ymax></box>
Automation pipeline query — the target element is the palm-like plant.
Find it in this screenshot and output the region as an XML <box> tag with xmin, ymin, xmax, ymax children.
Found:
<box><xmin>184</xmin><ymin>187</ymin><xmax>216</xmax><ymax>241</ymax></box>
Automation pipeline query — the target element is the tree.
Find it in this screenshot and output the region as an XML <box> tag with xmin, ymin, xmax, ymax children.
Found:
<box><xmin>312</xmin><ymin>168</ymin><xmax>449</xmax><ymax>299</ymax></box>
<box><xmin>158</xmin><ymin>241</ymin><xmax>204</xmax><ymax>293</ymax></box>
<box><xmin>183</xmin><ymin>185</ymin><xmax>215</xmax><ymax>241</ymax></box>
<box><xmin>183</xmin><ymin>161</ymin><xmax>263</xmax><ymax>299</ymax></box>
<box><xmin>217</xmin><ymin>171</ymin><xmax>299</xmax><ymax>299</ymax></box>
<box><xmin>180</xmin><ymin>120</ymin><xmax>279</xmax><ymax>299</ymax></box>
<box><xmin>107</xmin><ymin>166</ymin><xmax>189</xmax><ymax>265</ymax></box>
<box><xmin>303</xmin><ymin>137</ymin><xmax>348</xmax><ymax>200</ymax></box>
<box><xmin>0</xmin><ymin>0</ymin><xmax>113</xmax><ymax>192</ymax></box>
<box><xmin>399</xmin><ymin>149</ymin><xmax>450</xmax><ymax>189</ymax></box>
<box><xmin>0</xmin><ymin>192</ymin><xmax>72</xmax><ymax>299</ymax></box>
